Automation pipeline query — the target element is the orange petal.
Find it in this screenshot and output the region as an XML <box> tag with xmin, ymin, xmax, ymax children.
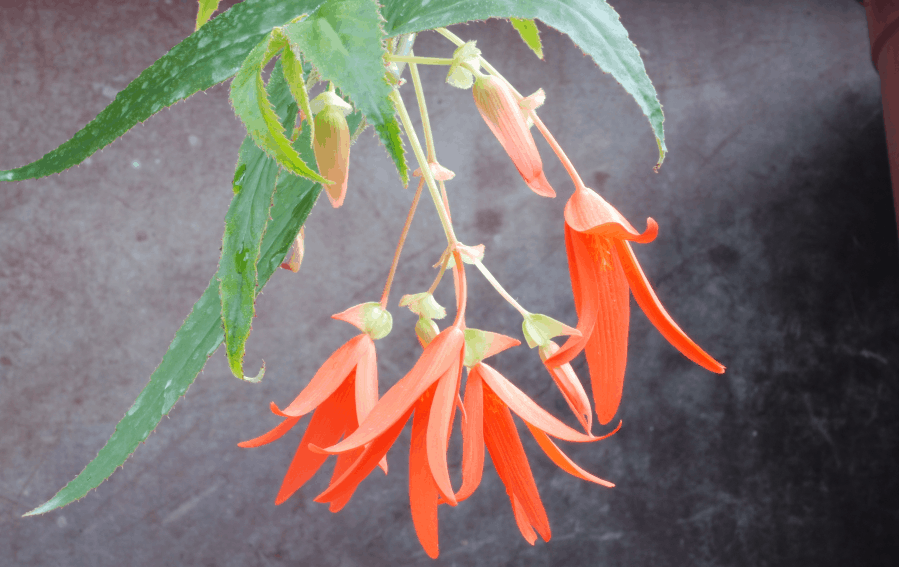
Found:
<box><xmin>544</xmin><ymin>229</ymin><xmax>599</xmax><ymax>368</ymax></box>
<box><xmin>540</xmin><ymin>341</ymin><xmax>592</xmax><ymax>433</ymax></box>
<box><xmin>614</xmin><ymin>240</ymin><xmax>726</xmax><ymax>374</ymax></box>
<box><xmin>472</xmin><ymin>75</ymin><xmax>555</xmax><ymax>198</ymax></box>
<box><xmin>237</xmin><ymin>414</ymin><xmax>301</xmax><ymax>448</ymax></box>
<box><xmin>277</xmin><ymin>335</ymin><xmax>366</xmax><ymax>417</ymax></box>
<box><xmin>478</xmin><ymin>362</ymin><xmax>600</xmax><ymax>444</ymax></box>
<box><xmin>354</xmin><ymin>335</ymin><xmax>378</xmax><ymax>425</ymax></box>
<box><xmin>324</xmin><ymin>327</ymin><xmax>464</xmax><ymax>454</ymax></box>
<box><xmin>456</xmin><ymin>366</ymin><xmax>485</xmax><ymax>502</ymax></box>
<box><xmin>314</xmin><ymin>407</ymin><xmax>413</xmax><ymax>504</ymax></box>
<box><xmin>410</xmin><ymin>389</ymin><xmax>441</xmax><ymax>559</ymax></box>
<box><xmin>274</xmin><ymin>379</ymin><xmax>355</xmax><ymax>505</ymax></box>
<box><xmin>526</xmin><ymin>422</ymin><xmax>617</xmax><ymax>488</ymax></box>
<box><xmin>511</xmin><ymin>494</ymin><xmax>538</xmax><ymax>545</ymax></box>
<box><xmin>326</xmin><ymin>446</ymin><xmax>365</xmax><ymax>512</ymax></box>
<box><xmin>584</xmin><ymin>242</ymin><xmax>630</xmax><ymax>425</ymax></box>
<box><xmin>426</xmin><ymin>361</ymin><xmax>462</xmax><ymax>506</ymax></box>
<box><xmin>483</xmin><ymin>388</ymin><xmax>551</xmax><ymax>543</ymax></box>
<box><xmin>564</xmin><ymin>186</ymin><xmax>658</xmax><ymax>243</ymax></box>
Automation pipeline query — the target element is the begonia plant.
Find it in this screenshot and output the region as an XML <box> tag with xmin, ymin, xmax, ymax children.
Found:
<box><xmin>0</xmin><ymin>0</ymin><xmax>724</xmax><ymax>557</ymax></box>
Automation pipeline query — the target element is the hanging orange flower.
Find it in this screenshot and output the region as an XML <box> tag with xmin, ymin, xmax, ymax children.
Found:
<box><xmin>472</xmin><ymin>74</ymin><xmax>555</xmax><ymax>198</ymax></box>
<box><xmin>545</xmin><ymin>185</ymin><xmax>725</xmax><ymax>424</ymax></box>
<box><xmin>457</xmin><ymin>361</ymin><xmax>619</xmax><ymax>547</ymax></box>
<box><xmin>237</xmin><ymin>302</ymin><xmax>390</xmax><ymax>509</ymax></box>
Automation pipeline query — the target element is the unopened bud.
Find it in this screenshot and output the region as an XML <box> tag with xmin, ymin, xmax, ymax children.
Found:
<box><xmin>311</xmin><ymin>91</ymin><xmax>352</xmax><ymax>208</ymax></box>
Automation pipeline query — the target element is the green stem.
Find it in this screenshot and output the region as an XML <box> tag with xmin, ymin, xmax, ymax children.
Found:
<box><xmin>388</xmin><ymin>54</ymin><xmax>454</xmax><ymax>66</ymax></box>
<box><xmin>390</xmin><ymin>90</ymin><xmax>457</xmax><ymax>245</ymax></box>
<box><xmin>473</xmin><ymin>259</ymin><xmax>530</xmax><ymax>317</ymax></box>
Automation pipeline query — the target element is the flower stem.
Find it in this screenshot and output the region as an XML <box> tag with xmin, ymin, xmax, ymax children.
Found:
<box><xmin>408</xmin><ymin>57</ymin><xmax>453</xmax><ymax>221</ymax></box>
<box><xmin>473</xmin><ymin>259</ymin><xmax>530</xmax><ymax>317</ymax></box>
<box><xmin>380</xmin><ymin>177</ymin><xmax>426</xmax><ymax>309</ymax></box>
<box><xmin>427</xmin><ymin>252</ymin><xmax>450</xmax><ymax>295</ymax></box>
<box><xmin>437</xmin><ymin>27</ymin><xmax>586</xmax><ymax>190</ymax></box>
<box><xmin>387</xmin><ymin>54</ymin><xmax>454</xmax><ymax>66</ymax></box>
<box><xmin>390</xmin><ymin>90</ymin><xmax>457</xmax><ymax>246</ymax></box>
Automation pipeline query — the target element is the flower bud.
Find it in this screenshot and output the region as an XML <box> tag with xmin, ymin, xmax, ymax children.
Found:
<box><xmin>311</xmin><ymin>91</ymin><xmax>352</xmax><ymax>208</ymax></box>
<box><xmin>472</xmin><ymin>75</ymin><xmax>555</xmax><ymax>198</ymax></box>
<box><xmin>415</xmin><ymin>316</ymin><xmax>441</xmax><ymax>348</ymax></box>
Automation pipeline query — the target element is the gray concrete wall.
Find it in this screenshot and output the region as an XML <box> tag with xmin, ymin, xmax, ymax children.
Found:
<box><xmin>1</xmin><ymin>0</ymin><xmax>897</xmax><ymax>565</ymax></box>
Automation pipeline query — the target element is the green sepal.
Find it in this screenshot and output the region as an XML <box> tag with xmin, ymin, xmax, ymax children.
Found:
<box><xmin>522</xmin><ymin>313</ymin><xmax>579</xmax><ymax>349</ymax></box>
<box><xmin>510</xmin><ymin>18</ymin><xmax>543</xmax><ymax>59</ymax></box>
<box><xmin>463</xmin><ymin>328</ymin><xmax>519</xmax><ymax>368</ymax></box>
<box><xmin>399</xmin><ymin>292</ymin><xmax>446</xmax><ymax>320</ymax></box>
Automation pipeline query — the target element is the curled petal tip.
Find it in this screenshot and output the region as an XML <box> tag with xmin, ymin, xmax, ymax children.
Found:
<box><xmin>527</xmin><ymin>171</ymin><xmax>555</xmax><ymax>198</ymax></box>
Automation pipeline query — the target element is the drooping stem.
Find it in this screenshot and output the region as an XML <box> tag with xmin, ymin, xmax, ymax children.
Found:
<box><xmin>408</xmin><ymin>58</ymin><xmax>453</xmax><ymax>221</ymax></box>
<box><xmin>530</xmin><ymin>114</ymin><xmax>585</xmax><ymax>190</ymax></box>
<box><xmin>473</xmin><ymin>259</ymin><xmax>530</xmax><ymax>317</ymax></box>
<box><xmin>437</xmin><ymin>27</ymin><xmax>586</xmax><ymax>191</ymax></box>
<box><xmin>387</xmin><ymin>54</ymin><xmax>454</xmax><ymax>66</ymax></box>
<box><xmin>380</xmin><ymin>177</ymin><xmax>426</xmax><ymax>309</ymax></box>
<box><xmin>427</xmin><ymin>251</ymin><xmax>450</xmax><ymax>295</ymax></box>
<box><xmin>451</xmin><ymin>251</ymin><xmax>467</xmax><ymax>327</ymax></box>
<box><xmin>390</xmin><ymin>90</ymin><xmax>457</xmax><ymax>246</ymax></box>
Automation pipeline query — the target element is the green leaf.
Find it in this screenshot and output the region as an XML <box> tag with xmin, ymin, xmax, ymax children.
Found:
<box><xmin>230</xmin><ymin>29</ymin><xmax>330</xmax><ymax>184</ymax></box>
<box><xmin>195</xmin><ymin>0</ymin><xmax>222</xmax><ymax>30</ymax></box>
<box><xmin>510</xmin><ymin>18</ymin><xmax>543</xmax><ymax>59</ymax></box>
<box><xmin>381</xmin><ymin>0</ymin><xmax>666</xmax><ymax>168</ymax></box>
<box><xmin>1</xmin><ymin>0</ymin><xmax>328</xmax><ymax>182</ymax></box>
<box><xmin>24</xmin><ymin>64</ymin><xmax>366</xmax><ymax>517</ymax></box>
<box><xmin>219</xmin><ymin>62</ymin><xmax>299</xmax><ymax>382</ymax></box>
<box><xmin>283</xmin><ymin>0</ymin><xmax>408</xmax><ymax>185</ymax></box>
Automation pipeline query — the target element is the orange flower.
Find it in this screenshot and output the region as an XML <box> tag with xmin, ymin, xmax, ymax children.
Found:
<box><xmin>545</xmin><ymin>185</ymin><xmax>725</xmax><ymax>424</ymax></box>
<box><xmin>237</xmin><ymin>303</ymin><xmax>388</xmax><ymax>508</ymax></box>
<box><xmin>457</xmin><ymin>361</ymin><xmax>619</xmax><ymax>546</ymax></box>
<box><xmin>310</xmin><ymin>255</ymin><xmax>473</xmax><ymax>558</ymax></box>
<box><xmin>472</xmin><ymin>74</ymin><xmax>555</xmax><ymax>198</ymax></box>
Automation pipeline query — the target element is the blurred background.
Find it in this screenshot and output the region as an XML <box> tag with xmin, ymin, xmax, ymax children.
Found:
<box><xmin>2</xmin><ymin>0</ymin><xmax>898</xmax><ymax>565</ymax></box>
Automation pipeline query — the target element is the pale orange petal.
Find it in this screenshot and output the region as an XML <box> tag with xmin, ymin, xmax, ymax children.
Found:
<box><xmin>511</xmin><ymin>494</ymin><xmax>538</xmax><ymax>545</ymax></box>
<box><xmin>426</xmin><ymin>362</ymin><xmax>462</xmax><ymax>506</ymax></box>
<box><xmin>456</xmin><ymin>366</ymin><xmax>485</xmax><ymax>502</ymax></box>
<box><xmin>526</xmin><ymin>423</ymin><xmax>617</xmax><ymax>488</ymax></box>
<box><xmin>277</xmin><ymin>335</ymin><xmax>366</xmax><ymax>417</ymax></box>
<box><xmin>545</xmin><ymin>229</ymin><xmax>598</xmax><ymax>367</ymax></box>
<box><xmin>478</xmin><ymin>363</ymin><xmax>599</xmax><ymax>443</ymax></box>
<box><xmin>410</xmin><ymin>390</ymin><xmax>441</xmax><ymax>559</ymax></box>
<box><xmin>564</xmin><ymin>186</ymin><xmax>657</xmax><ymax>243</ymax></box>
<box><xmin>353</xmin><ymin>335</ymin><xmax>378</xmax><ymax>424</ymax></box>
<box><xmin>615</xmin><ymin>240</ymin><xmax>726</xmax><ymax>374</ymax></box>
<box><xmin>274</xmin><ymin>379</ymin><xmax>355</xmax><ymax>505</ymax></box>
<box><xmin>541</xmin><ymin>341</ymin><xmax>592</xmax><ymax>433</ymax></box>
<box><xmin>237</xmin><ymin>415</ymin><xmax>301</xmax><ymax>448</ymax></box>
<box><xmin>323</xmin><ymin>327</ymin><xmax>464</xmax><ymax>454</ymax></box>
<box><xmin>472</xmin><ymin>75</ymin><xmax>555</xmax><ymax>198</ymax></box>
<box><xmin>313</xmin><ymin>407</ymin><xmax>413</xmax><ymax>504</ymax></box>
<box><xmin>584</xmin><ymin>242</ymin><xmax>630</xmax><ymax>425</ymax></box>
<box><xmin>483</xmin><ymin>388</ymin><xmax>551</xmax><ymax>543</ymax></box>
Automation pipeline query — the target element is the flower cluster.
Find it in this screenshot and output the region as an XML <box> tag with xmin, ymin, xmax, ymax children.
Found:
<box><xmin>241</xmin><ymin>29</ymin><xmax>724</xmax><ymax>558</ymax></box>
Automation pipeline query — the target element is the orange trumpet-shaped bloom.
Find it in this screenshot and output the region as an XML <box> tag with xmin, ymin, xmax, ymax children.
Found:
<box><xmin>545</xmin><ymin>185</ymin><xmax>726</xmax><ymax>424</ymax></box>
<box><xmin>237</xmin><ymin>305</ymin><xmax>385</xmax><ymax>508</ymax></box>
<box><xmin>457</xmin><ymin>362</ymin><xmax>619</xmax><ymax>545</ymax></box>
<box><xmin>472</xmin><ymin>74</ymin><xmax>555</xmax><ymax>198</ymax></box>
